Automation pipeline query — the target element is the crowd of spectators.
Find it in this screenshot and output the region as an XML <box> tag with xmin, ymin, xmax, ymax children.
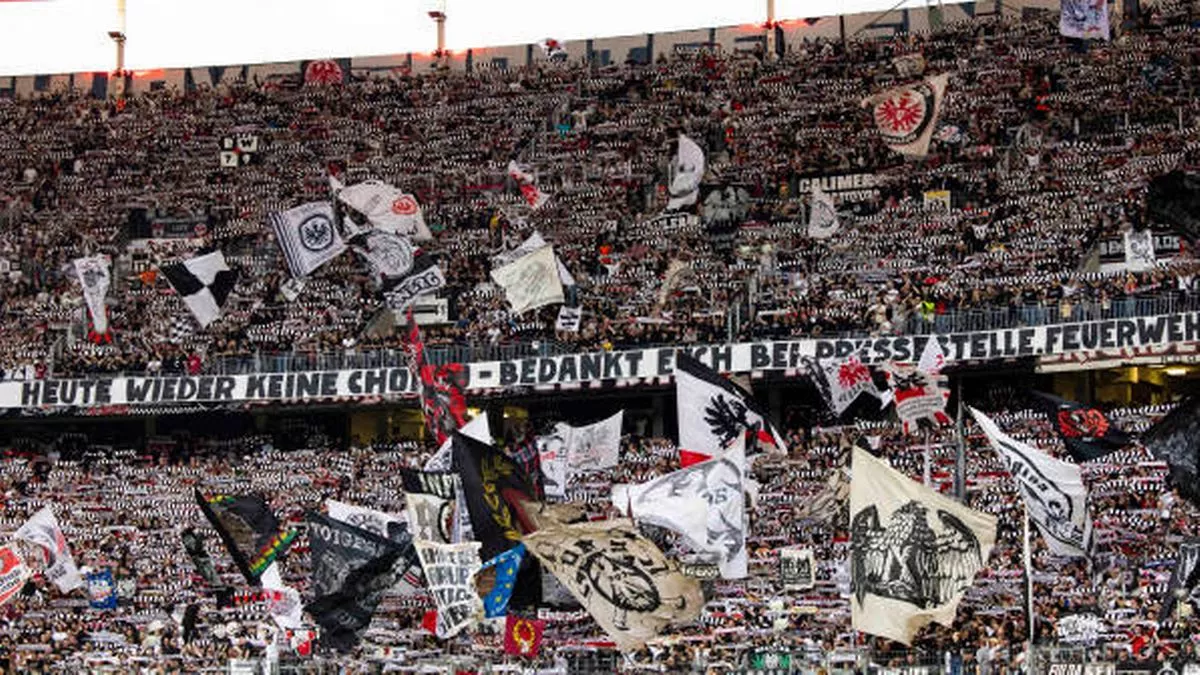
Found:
<box><xmin>4</xmin><ymin>5</ymin><xmax>1200</xmax><ymax>380</ymax></box>
<box><xmin>0</xmin><ymin>396</ymin><xmax>1194</xmax><ymax>672</ymax></box>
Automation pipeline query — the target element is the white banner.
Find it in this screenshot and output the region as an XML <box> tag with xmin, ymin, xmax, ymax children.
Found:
<box><xmin>971</xmin><ymin>408</ymin><xmax>1093</xmax><ymax>557</ymax></box>
<box><xmin>490</xmin><ymin>245</ymin><xmax>564</xmax><ymax>314</ymax></box>
<box><xmin>5</xmin><ymin>312</ymin><xmax>1200</xmax><ymax>409</ymax></box>
<box><xmin>326</xmin><ymin>500</ymin><xmax>407</xmax><ymax>542</ymax></box>
<box><xmin>413</xmin><ymin>540</ymin><xmax>483</xmax><ymax>639</ymax></box>
<box><xmin>73</xmin><ymin>256</ymin><xmax>110</xmax><ymax>336</ymax></box>
<box><xmin>779</xmin><ymin>547</ymin><xmax>815</xmax><ymax>590</ymax></box>
<box><xmin>863</xmin><ymin>73</ymin><xmax>949</xmax><ymax>158</ymax></box>
<box><xmin>562</xmin><ymin>411</ymin><xmax>623</xmax><ymax>471</ymax></box>
<box><xmin>537</xmin><ymin>424</ymin><xmax>571</xmax><ymax>500</ymax></box>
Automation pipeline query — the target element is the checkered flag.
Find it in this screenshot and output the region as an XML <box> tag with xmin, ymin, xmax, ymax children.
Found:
<box><xmin>219</xmin><ymin>134</ymin><xmax>259</xmax><ymax>168</ymax></box>
<box><xmin>160</xmin><ymin>251</ymin><xmax>238</xmax><ymax>328</ymax></box>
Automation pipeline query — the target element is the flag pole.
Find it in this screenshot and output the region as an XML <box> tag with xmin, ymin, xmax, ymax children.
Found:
<box><xmin>1023</xmin><ymin>506</ymin><xmax>1035</xmax><ymax>664</ymax></box>
<box><xmin>954</xmin><ymin>378</ymin><xmax>966</xmax><ymax>501</ymax></box>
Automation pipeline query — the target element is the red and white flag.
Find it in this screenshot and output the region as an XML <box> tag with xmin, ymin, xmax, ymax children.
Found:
<box><xmin>507</xmin><ymin>161</ymin><xmax>550</xmax><ymax>209</ymax></box>
<box><xmin>818</xmin><ymin>357</ymin><xmax>884</xmax><ymax>417</ymax></box>
<box><xmin>863</xmin><ymin>73</ymin><xmax>949</xmax><ymax>158</ymax></box>
<box><xmin>883</xmin><ymin>363</ymin><xmax>951</xmax><ymax>435</ymax></box>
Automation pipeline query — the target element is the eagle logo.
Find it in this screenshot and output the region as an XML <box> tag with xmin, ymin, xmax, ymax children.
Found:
<box><xmin>851</xmin><ymin>501</ymin><xmax>983</xmax><ymax>609</ymax></box>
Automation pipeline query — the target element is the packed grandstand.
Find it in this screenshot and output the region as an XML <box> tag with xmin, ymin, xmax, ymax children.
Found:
<box><xmin>3</xmin><ymin>0</ymin><xmax>1200</xmax><ymax>673</ymax></box>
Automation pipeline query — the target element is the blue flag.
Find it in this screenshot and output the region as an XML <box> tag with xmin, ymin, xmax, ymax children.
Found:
<box><xmin>87</xmin><ymin>569</ymin><xmax>117</xmax><ymax>610</ymax></box>
<box><xmin>480</xmin><ymin>543</ymin><xmax>525</xmax><ymax>618</ymax></box>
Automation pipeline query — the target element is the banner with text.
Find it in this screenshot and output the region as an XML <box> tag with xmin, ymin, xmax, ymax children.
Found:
<box><xmin>4</xmin><ymin>312</ymin><xmax>1200</xmax><ymax>410</ymax></box>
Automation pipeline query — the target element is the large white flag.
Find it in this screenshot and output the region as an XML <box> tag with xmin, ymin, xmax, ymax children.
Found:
<box><xmin>270</xmin><ymin>201</ymin><xmax>346</xmax><ymax>279</ymax></box>
<box><xmin>14</xmin><ymin>506</ymin><xmax>84</xmax><ymax>592</ymax></box>
<box><xmin>336</xmin><ymin>180</ymin><xmax>433</xmax><ymax>240</ymax></box>
<box><xmin>675</xmin><ymin>353</ymin><xmax>786</xmax><ymax>465</ymax></box>
<box><xmin>492</xmin><ymin>232</ymin><xmax>575</xmax><ymax>287</ymax></box>
<box><xmin>917</xmin><ymin>337</ymin><xmax>947</xmax><ymax>374</ymax></box>
<box><xmin>882</xmin><ymin>363</ymin><xmax>951</xmax><ymax>436</ymax></box>
<box><xmin>490</xmin><ymin>245</ymin><xmax>564</xmax><ymax>314</ymax></box>
<box><xmin>863</xmin><ymin>73</ymin><xmax>950</xmax><ymax>158</ymax></box>
<box><xmin>666</xmin><ymin>134</ymin><xmax>705</xmax><ymax>210</ymax></box>
<box><xmin>1060</xmin><ymin>0</ymin><xmax>1110</xmax><ymax>40</ymax></box>
<box><xmin>615</xmin><ymin>437</ymin><xmax>748</xmax><ymax>578</ymax></box>
<box><xmin>808</xmin><ymin>183</ymin><xmax>840</xmax><ymax>239</ymax></box>
<box><xmin>259</xmin><ymin>564</ymin><xmax>304</xmax><ymax>630</ymax></box>
<box><xmin>850</xmin><ymin>446</ymin><xmax>996</xmax><ymax>645</ymax></box>
<box><xmin>73</xmin><ymin>256</ymin><xmax>111</xmax><ymax>336</ymax></box>
<box><xmin>970</xmin><ymin>408</ymin><xmax>1092</xmax><ymax>557</ymax></box>
<box><xmin>523</xmin><ymin>520</ymin><xmax>704</xmax><ymax>651</ymax></box>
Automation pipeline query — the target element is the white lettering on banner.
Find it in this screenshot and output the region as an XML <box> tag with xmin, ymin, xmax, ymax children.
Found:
<box><xmin>2</xmin><ymin>313</ymin><xmax>1200</xmax><ymax>409</ymax></box>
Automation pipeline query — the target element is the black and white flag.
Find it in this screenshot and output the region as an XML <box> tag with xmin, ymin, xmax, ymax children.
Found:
<box><xmin>413</xmin><ymin>540</ymin><xmax>484</xmax><ymax>639</ymax></box>
<box><xmin>613</xmin><ymin>437</ymin><xmax>747</xmax><ymax>578</ymax></box>
<box><xmin>1144</xmin><ymin>396</ymin><xmax>1200</xmax><ymax>508</ymax></box>
<box><xmin>271</xmin><ymin>202</ymin><xmax>346</xmax><ymax>279</ymax></box>
<box><xmin>666</xmin><ymin>134</ymin><xmax>705</xmax><ymax>210</ymax></box>
<box><xmin>971</xmin><ymin>408</ymin><xmax>1092</xmax><ymax>557</ymax></box>
<box><xmin>382</xmin><ymin>251</ymin><xmax>447</xmax><ymax>311</ymax></box>
<box><xmin>850</xmin><ymin>445</ymin><xmax>996</xmax><ymax>645</ymax></box>
<box><xmin>73</xmin><ymin>256</ymin><xmax>111</xmax><ymax>336</ymax></box>
<box><xmin>675</xmin><ymin>353</ymin><xmax>786</xmax><ymax>465</ymax></box>
<box><xmin>1160</xmin><ymin>537</ymin><xmax>1200</xmax><ymax>621</ymax></box>
<box><xmin>808</xmin><ymin>183</ymin><xmax>840</xmax><ymax>239</ymax></box>
<box><xmin>305</xmin><ymin>512</ymin><xmax>416</xmax><ymax>651</ymax></box>
<box><xmin>160</xmin><ymin>251</ymin><xmax>238</xmax><ymax>328</ymax></box>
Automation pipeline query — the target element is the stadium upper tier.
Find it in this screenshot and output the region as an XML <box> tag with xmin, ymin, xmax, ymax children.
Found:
<box><xmin>0</xmin><ymin>0</ymin><xmax>1197</xmax><ymax>383</ymax></box>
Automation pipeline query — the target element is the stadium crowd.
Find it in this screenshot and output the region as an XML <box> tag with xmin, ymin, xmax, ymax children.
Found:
<box><xmin>3</xmin><ymin>4</ymin><xmax>1200</xmax><ymax>380</ymax></box>
<box><xmin>0</xmin><ymin>397</ymin><xmax>1195</xmax><ymax>672</ymax></box>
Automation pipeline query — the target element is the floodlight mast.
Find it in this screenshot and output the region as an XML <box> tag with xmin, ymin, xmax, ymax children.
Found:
<box><xmin>765</xmin><ymin>0</ymin><xmax>777</xmax><ymax>59</ymax></box>
<box><xmin>428</xmin><ymin>1</ymin><xmax>447</xmax><ymax>69</ymax></box>
<box><xmin>108</xmin><ymin>0</ymin><xmax>127</xmax><ymax>98</ymax></box>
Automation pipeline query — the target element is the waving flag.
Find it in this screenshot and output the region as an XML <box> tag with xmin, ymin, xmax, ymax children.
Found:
<box><xmin>523</xmin><ymin>520</ymin><xmax>704</xmax><ymax>651</ymax></box>
<box><xmin>971</xmin><ymin>408</ymin><xmax>1092</xmax><ymax>557</ymax></box>
<box><xmin>850</xmin><ymin>445</ymin><xmax>996</xmax><ymax>645</ymax></box>
<box><xmin>73</xmin><ymin>256</ymin><xmax>111</xmax><ymax>340</ymax></box>
<box><xmin>883</xmin><ymin>363</ymin><xmax>950</xmax><ymax>435</ymax></box>
<box><xmin>14</xmin><ymin>506</ymin><xmax>83</xmax><ymax>592</ymax></box>
<box><xmin>195</xmin><ymin>490</ymin><xmax>297</xmax><ymax>585</ymax></box>
<box><xmin>160</xmin><ymin>251</ymin><xmax>238</xmax><ymax>328</ymax></box>
<box><xmin>336</xmin><ymin>180</ymin><xmax>433</xmax><ymax>240</ymax></box>
<box><xmin>667</xmin><ymin>134</ymin><xmax>706</xmax><ymax>210</ymax></box>
<box><xmin>1032</xmin><ymin>392</ymin><xmax>1129</xmax><ymax>462</ymax></box>
<box><xmin>808</xmin><ymin>183</ymin><xmax>840</xmax><ymax>239</ymax></box>
<box><xmin>480</xmin><ymin>543</ymin><xmax>526</xmax><ymax>618</ymax></box>
<box><xmin>507</xmin><ymin>161</ymin><xmax>550</xmax><ymax>209</ymax></box>
<box><xmin>1060</xmin><ymin>0</ymin><xmax>1110</xmax><ymax>40</ymax></box>
<box><xmin>504</xmin><ymin>615</ymin><xmax>546</xmax><ymax>657</ymax></box>
<box><xmin>863</xmin><ymin>73</ymin><xmax>949</xmax><ymax>158</ymax></box>
<box><xmin>614</xmin><ymin>436</ymin><xmax>748</xmax><ymax>578</ymax></box>
<box><xmin>1143</xmin><ymin>396</ymin><xmax>1200</xmax><ymax>508</ymax></box>
<box><xmin>675</xmin><ymin>353</ymin><xmax>785</xmax><ymax>466</ymax></box>
<box><xmin>271</xmin><ymin>202</ymin><xmax>346</xmax><ymax>279</ymax></box>
<box><xmin>414</xmin><ymin>540</ymin><xmax>484</xmax><ymax>639</ymax></box>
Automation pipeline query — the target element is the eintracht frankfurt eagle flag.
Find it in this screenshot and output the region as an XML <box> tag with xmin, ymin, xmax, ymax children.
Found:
<box><xmin>674</xmin><ymin>353</ymin><xmax>786</xmax><ymax>465</ymax></box>
<box><xmin>863</xmin><ymin>73</ymin><xmax>949</xmax><ymax>158</ymax></box>
<box><xmin>271</xmin><ymin>201</ymin><xmax>347</xmax><ymax>279</ymax></box>
<box><xmin>851</xmin><ymin>446</ymin><xmax>996</xmax><ymax>645</ymax></box>
<box><xmin>971</xmin><ymin>408</ymin><xmax>1093</xmax><ymax>557</ymax></box>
